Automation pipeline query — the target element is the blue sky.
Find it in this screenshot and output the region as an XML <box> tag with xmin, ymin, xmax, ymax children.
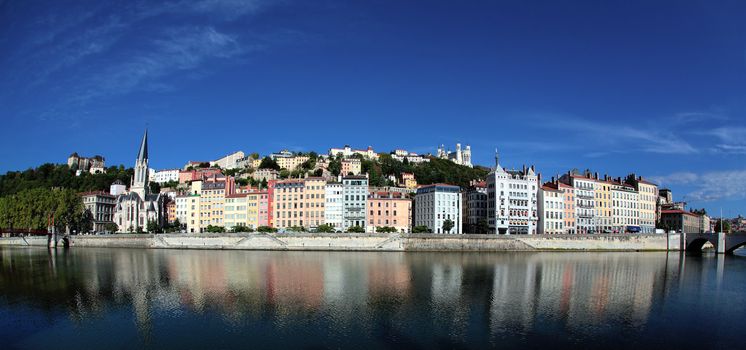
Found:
<box><xmin>0</xmin><ymin>0</ymin><xmax>745</xmax><ymax>216</ymax></box>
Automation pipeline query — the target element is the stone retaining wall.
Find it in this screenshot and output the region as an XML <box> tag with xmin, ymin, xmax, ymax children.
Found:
<box><xmin>0</xmin><ymin>233</ymin><xmax>681</xmax><ymax>252</ymax></box>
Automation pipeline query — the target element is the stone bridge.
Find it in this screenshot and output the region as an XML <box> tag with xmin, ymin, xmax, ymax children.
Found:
<box><xmin>683</xmin><ymin>232</ymin><xmax>746</xmax><ymax>254</ymax></box>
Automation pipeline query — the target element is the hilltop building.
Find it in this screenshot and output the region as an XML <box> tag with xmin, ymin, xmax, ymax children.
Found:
<box><xmin>329</xmin><ymin>145</ymin><xmax>379</xmax><ymax>160</ymax></box>
<box><xmin>211</xmin><ymin>151</ymin><xmax>245</xmax><ymax>170</ymax></box>
<box><xmin>68</xmin><ymin>153</ymin><xmax>106</xmax><ymax>174</ymax></box>
<box><xmin>436</xmin><ymin>143</ymin><xmax>472</xmax><ymax>167</ymax></box>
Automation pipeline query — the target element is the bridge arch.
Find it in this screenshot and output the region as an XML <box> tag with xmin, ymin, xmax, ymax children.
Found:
<box><xmin>686</xmin><ymin>237</ymin><xmax>716</xmax><ymax>252</ymax></box>
<box><xmin>726</xmin><ymin>240</ymin><xmax>746</xmax><ymax>254</ymax></box>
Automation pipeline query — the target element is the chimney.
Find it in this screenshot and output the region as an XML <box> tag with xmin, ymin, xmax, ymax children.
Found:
<box><xmin>594</xmin><ymin>172</ymin><xmax>599</xmax><ymax>180</ymax></box>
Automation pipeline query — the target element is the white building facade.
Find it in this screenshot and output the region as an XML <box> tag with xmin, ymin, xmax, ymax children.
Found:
<box><xmin>486</xmin><ymin>152</ymin><xmax>538</xmax><ymax>235</ymax></box>
<box><xmin>324</xmin><ymin>182</ymin><xmax>344</xmax><ymax>231</ymax></box>
<box><xmin>611</xmin><ymin>181</ymin><xmax>640</xmax><ymax>233</ymax></box>
<box><xmin>342</xmin><ymin>175</ymin><xmax>368</xmax><ymax>231</ymax></box>
<box><xmin>414</xmin><ymin>184</ymin><xmax>462</xmax><ymax>234</ymax></box>
<box><xmin>211</xmin><ymin>151</ymin><xmax>245</xmax><ymax>170</ymax></box>
<box><xmin>150</xmin><ymin>169</ymin><xmax>180</xmax><ymax>184</ymax></box>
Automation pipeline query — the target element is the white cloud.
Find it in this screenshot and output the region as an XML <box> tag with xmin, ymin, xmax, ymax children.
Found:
<box><xmin>651</xmin><ymin>170</ymin><xmax>746</xmax><ymax>202</ymax></box>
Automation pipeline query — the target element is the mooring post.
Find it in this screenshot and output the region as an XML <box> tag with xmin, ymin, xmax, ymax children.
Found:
<box><xmin>679</xmin><ymin>231</ymin><xmax>687</xmax><ymax>252</ymax></box>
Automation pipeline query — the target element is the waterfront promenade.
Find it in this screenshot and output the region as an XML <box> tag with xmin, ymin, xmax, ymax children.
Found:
<box><xmin>0</xmin><ymin>232</ymin><xmax>681</xmax><ymax>252</ymax></box>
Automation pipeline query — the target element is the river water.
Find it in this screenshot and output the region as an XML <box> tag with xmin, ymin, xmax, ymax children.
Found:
<box><xmin>0</xmin><ymin>247</ymin><xmax>744</xmax><ymax>349</ymax></box>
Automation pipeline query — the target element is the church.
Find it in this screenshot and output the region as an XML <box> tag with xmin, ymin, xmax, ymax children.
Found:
<box><xmin>112</xmin><ymin>130</ymin><xmax>164</xmax><ymax>232</ymax></box>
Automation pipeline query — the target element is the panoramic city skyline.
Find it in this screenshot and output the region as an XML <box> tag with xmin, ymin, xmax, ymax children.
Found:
<box><xmin>1</xmin><ymin>0</ymin><xmax>745</xmax><ymax>216</ymax></box>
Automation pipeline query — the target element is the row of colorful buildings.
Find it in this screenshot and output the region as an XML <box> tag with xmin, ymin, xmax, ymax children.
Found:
<box><xmin>84</xmin><ymin>132</ymin><xmax>712</xmax><ymax>235</ymax></box>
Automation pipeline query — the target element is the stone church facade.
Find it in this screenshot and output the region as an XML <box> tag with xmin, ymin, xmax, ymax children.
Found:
<box><xmin>113</xmin><ymin>131</ymin><xmax>164</xmax><ymax>232</ymax></box>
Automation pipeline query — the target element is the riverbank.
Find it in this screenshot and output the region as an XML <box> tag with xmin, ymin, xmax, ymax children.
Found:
<box><xmin>0</xmin><ymin>232</ymin><xmax>681</xmax><ymax>252</ymax></box>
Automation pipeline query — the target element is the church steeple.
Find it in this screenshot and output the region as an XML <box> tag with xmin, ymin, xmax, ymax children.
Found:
<box><xmin>131</xmin><ymin>129</ymin><xmax>149</xmax><ymax>198</ymax></box>
<box><xmin>137</xmin><ymin>129</ymin><xmax>148</xmax><ymax>162</ymax></box>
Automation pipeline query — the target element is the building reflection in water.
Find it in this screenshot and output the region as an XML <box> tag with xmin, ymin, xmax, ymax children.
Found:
<box><xmin>0</xmin><ymin>247</ymin><xmax>711</xmax><ymax>345</ymax></box>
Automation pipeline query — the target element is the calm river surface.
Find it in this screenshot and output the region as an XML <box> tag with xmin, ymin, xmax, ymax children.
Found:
<box><xmin>1</xmin><ymin>247</ymin><xmax>745</xmax><ymax>349</ymax></box>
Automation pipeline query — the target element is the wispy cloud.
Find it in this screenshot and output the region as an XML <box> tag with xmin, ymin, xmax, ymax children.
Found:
<box><xmin>698</xmin><ymin>126</ymin><xmax>746</xmax><ymax>154</ymax></box>
<box><xmin>70</xmin><ymin>26</ymin><xmax>249</xmax><ymax>104</ymax></box>
<box><xmin>0</xmin><ymin>0</ymin><xmax>290</xmax><ymax>123</ymax></box>
<box><xmin>531</xmin><ymin>114</ymin><xmax>698</xmax><ymax>155</ymax></box>
<box><xmin>672</xmin><ymin>111</ymin><xmax>728</xmax><ymax>124</ymax></box>
<box><xmin>650</xmin><ymin>169</ymin><xmax>746</xmax><ymax>202</ymax></box>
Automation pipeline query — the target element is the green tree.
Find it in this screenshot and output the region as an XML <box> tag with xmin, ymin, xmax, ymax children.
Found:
<box><xmin>346</xmin><ymin>225</ymin><xmax>365</xmax><ymax>233</ymax></box>
<box><xmin>257</xmin><ymin>225</ymin><xmax>277</xmax><ymax>233</ymax></box>
<box><xmin>205</xmin><ymin>225</ymin><xmax>225</xmax><ymax>233</ymax></box>
<box><xmin>146</xmin><ymin>220</ymin><xmax>160</xmax><ymax>233</ymax></box>
<box><xmin>714</xmin><ymin>219</ymin><xmax>731</xmax><ymax>233</ymax></box>
<box><xmin>328</xmin><ymin>157</ymin><xmax>342</xmax><ymax>176</ymax></box>
<box><xmin>232</xmin><ymin>224</ymin><xmax>253</xmax><ymax>233</ymax></box>
<box><xmin>376</xmin><ymin>226</ymin><xmax>397</xmax><ymax>233</ymax></box>
<box><xmin>161</xmin><ymin>180</ymin><xmax>179</xmax><ymax>189</ymax></box>
<box><xmin>288</xmin><ymin>225</ymin><xmax>305</xmax><ymax>232</ymax></box>
<box><xmin>316</xmin><ymin>224</ymin><xmax>335</xmax><ymax>233</ymax></box>
<box><xmin>258</xmin><ymin>157</ymin><xmax>280</xmax><ymax>170</ymax></box>
<box><xmin>104</xmin><ymin>222</ymin><xmax>119</xmax><ymax>233</ymax></box>
<box><xmin>412</xmin><ymin>225</ymin><xmax>431</xmax><ymax>233</ymax></box>
<box><xmin>442</xmin><ymin>219</ymin><xmax>454</xmax><ymax>233</ymax></box>
<box><xmin>476</xmin><ymin>218</ymin><xmax>490</xmax><ymax>234</ymax></box>
<box><xmin>149</xmin><ymin>181</ymin><xmax>161</xmax><ymax>194</ymax></box>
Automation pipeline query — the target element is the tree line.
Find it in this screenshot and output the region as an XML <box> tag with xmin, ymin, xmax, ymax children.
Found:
<box><xmin>0</xmin><ymin>187</ymin><xmax>90</xmax><ymax>233</ymax></box>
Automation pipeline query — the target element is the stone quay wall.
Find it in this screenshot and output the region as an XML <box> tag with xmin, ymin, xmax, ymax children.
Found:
<box><xmin>0</xmin><ymin>233</ymin><xmax>681</xmax><ymax>252</ymax></box>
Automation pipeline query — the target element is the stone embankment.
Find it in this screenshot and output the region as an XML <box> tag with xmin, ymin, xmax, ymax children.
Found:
<box><xmin>0</xmin><ymin>232</ymin><xmax>681</xmax><ymax>252</ymax></box>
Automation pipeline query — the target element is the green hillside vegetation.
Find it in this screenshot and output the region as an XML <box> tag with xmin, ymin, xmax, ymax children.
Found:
<box><xmin>0</xmin><ymin>163</ymin><xmax>134</xmax><ymax>197</ymax></box>
<box><xmin>365</xmin><ymin>154</ymin><xmax>489</xmax><ymax>188</ymax></box>
<box><xmin>1</xmin><ymin>154</ymin><xmax>488</xmax><ymax>199</ymax></box>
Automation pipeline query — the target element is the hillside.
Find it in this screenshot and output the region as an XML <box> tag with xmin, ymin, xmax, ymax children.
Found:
<box><xmin>0</xmin><ymin>163</ymin><xmax>133</xmax><ymax>197</ymax></box>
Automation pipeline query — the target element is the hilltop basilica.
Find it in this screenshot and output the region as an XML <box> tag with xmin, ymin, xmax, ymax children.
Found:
<box><xmin>112</xmin><ymin>131</ymin><xmax>164</xmax><ymax>232</ymax></box>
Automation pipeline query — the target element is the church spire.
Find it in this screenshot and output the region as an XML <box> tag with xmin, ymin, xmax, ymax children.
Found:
<box><xmin>131</xmin><ymin>129</ymin><xmax>149</xmax><ymax>199</ymax></box>
<box><xmin>136</xmin><ymin>129</ymin><xmax>148</xmax><ymax>162</ymax></box>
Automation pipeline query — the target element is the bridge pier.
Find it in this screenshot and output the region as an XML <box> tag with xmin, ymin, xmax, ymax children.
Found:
<box><xmin>716</xmin><ymin>232</ymin><xmax>726</xmax><ymax>254</ymax></box>
<box><xmin>679</xmin><ymin>232</ymin><xmax>687</xmax><ymax>252</ymax></box>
